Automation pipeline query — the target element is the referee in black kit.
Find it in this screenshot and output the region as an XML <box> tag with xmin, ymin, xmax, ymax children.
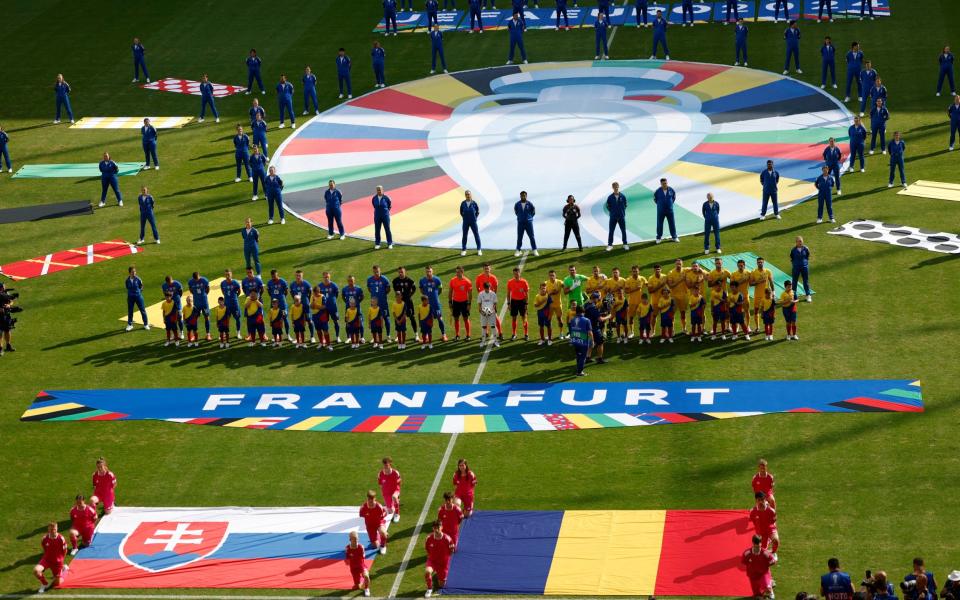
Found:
<box><xmin>562</xmin><ymin>195</ymin><xmax>583</xmax><ymax>251</ymax></box>
<box><xmin>393</xmin><ymin>266</ymin><xmax>419</xmax><ymax>341</ymax></box>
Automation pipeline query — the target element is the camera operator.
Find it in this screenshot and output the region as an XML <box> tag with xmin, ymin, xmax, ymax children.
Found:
<box><xmin>940</xmin><ymin>571</ymin><xmax>960</xmax><ymax>600</ymax></box>
<box><xmin>903</xmin><ymin>558</ymin><xmax>938</xmax><ymax>600</ymax></box>
<box><xmin>0</xmin><ymin>281</ymin><xmax>20</xmax><ymax>355</ymax></box>
<box><xmin>584</xmin><ymin>291</ymin><xmax>610</xmax><ymax>365</ymax></box>
<box><xmin>822</xmin><ymin>558</ymin><xmax>855</xmax><ymax>600</ymax></box>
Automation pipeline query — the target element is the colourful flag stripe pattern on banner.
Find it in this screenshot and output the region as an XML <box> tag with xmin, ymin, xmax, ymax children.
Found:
<box><xmin>71</xmin><ymin>117</ymin><xmax>193</xmax><ymax>129</ymax></box>
<box><xmin>24</xmin><ymin>380</ymin><xmax>923</xmax><ymax>432</ymax></box>
<box><xmin>141</xmin><ymin>78</ymin><xmax>246</xmax><ymax>97</ymax></box>
<box><xmin>1</xmin><ymin>240</ymin><xmax>139</xmax><ymax>281</ymax></box>
<box><xmin>444</xmin><ymin>509</ymin><xmax>755</xmax><ymax>596</ymax></box>
<box><xmin>62</xmin><ymin>507</ymin><xmax>385</xmax><ymax>589</ymax></box>
<box><xmin>12</xmin><ymin>163</ymin><xmax>144</xmax><ymax>179</ymax></box>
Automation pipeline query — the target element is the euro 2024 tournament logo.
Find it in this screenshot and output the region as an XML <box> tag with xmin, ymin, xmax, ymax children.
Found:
<box><xmin>120</xmin><ymin>521</ymin><xmax>228</xmax><ymax>572</ymax></box>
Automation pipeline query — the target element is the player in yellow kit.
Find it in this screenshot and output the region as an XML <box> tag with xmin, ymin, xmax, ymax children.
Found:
<box><xmin>545</xmin><ymin>270</ymin><xmax>565</xmax><ymax>339</ymax></box>
<box><xmin>624</xmin><ymin>265</ymin><xmax>647</xmax><ymax>340</ymax></box>
<box><xmin>709</xmin><ymin>279</ymin><xmax>729</xmax><ymax>340</ymax></box>
<box><xmin>688</xmin><ymin>285</ymin><xmax>706</xmax><ymax>342</ymax></box>
<box><xmin>657</xmin><ymin>287</ymin><xmax>675</xmax><ymax>343</ymax></box>
<box><xmin>391</xmin><ymin>292</ymin><xmax>409</xmax><ymax>349</ymax></box>
<box><xmin>585</xmin><ymin>265</ymin><xmax>607</xmax><ymax>298</ymax></box>
<box><xmin>666</xmin><ymin>259</ymin><xmax>691</xmax><ymax>334</ymax></box>
<box><xmin>161</xmin><ymin>292</ymin><xmax>180</xmax><ymax>347</ymax></box>
<box><xmin>533</xmin><ymin>282</ymin><xmax>553</xmax><ymax>346</ymax></box>
<box><xmin>729</xmin><ymin>259</ymin><xmax>751</xmax><ymax>330</ymax></box>
<box><xmin>611</xmin><ymin>288</ymin><xmax>628</xmax><ymax>342</ymax></box>
<box><xmin>214</xmin><ymin>296</ymin><xmax>231</xmax><ymax>348</ymax></box>
<box><xmin>749</xmin><ymin>257</ymin><xmax>774</xmax><ymax>333</ymax></box>
<box><xmin>760</xmin><ymin>287</ymin><xmax>776</xmax><ymax>341</ymax></box>
<box><xmin>636</xmin><ymin>292</ymin><xmax>653</xmax><ymax>344</ymax></box>
<box><xmin>778</xmin><ymin>281</ymin><xmax>799</xmax><ymax>340</ymax></box>
<box><xmin>646</xmin><ymin>263</ymin><xmax>667</xmax><ymax>335</ymax></box>
<box><xmin>706</xmin><ymin>257</ymin><xmax>731</xmax><ymax>334</ymax></box>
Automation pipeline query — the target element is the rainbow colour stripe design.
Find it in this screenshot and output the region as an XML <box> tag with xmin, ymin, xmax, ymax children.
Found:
<box><xmin>272</xmin><ymin>61</ymin><xmax>853</xmax><ymax>249</ymax></box>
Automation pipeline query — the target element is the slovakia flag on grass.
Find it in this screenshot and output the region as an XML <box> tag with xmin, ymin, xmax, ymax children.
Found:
<box><xmin>63</xmin><ymin>507</ymin><xmax>382</xmax><ymax>589</ymax></box>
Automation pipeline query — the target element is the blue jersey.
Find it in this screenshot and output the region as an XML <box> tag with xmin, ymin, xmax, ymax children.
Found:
<box><xmin>430</xmin><ymin>30</ymin><xmax>443</xmax><ymax>48</ymax></box>
<box><xmin>55</xmin><ymin>81</ymin><xmax>71</xmax><ymax>97</ymax></box>
<box><xmin>133</xmin><ymin>43</ymin><xmax>146</xmax><ymax>59</ymax></box>
<box><xmin>426</xmin><ymin>0</ymin><xmax>438</xmax><ymax>11</ymax></box>
<box><xmin>419</xmin><ymin>276</ymin><xmax>443</xmax><ymax>309</ymax></box>
<box><xmin>941</xmin><ymin>52</ymin><xmax>955</xmax><ymax>71</ymax></box>
<box><xmin>820</xmin><ymin>571</ymin><xmax>854</xmax><ymax>600</ymax></box>
<box><xmin>460</xmin><ymin>200</ymin><xmax>479</xmax><ymax>224</ymax></box>
<box><xmin>126</xmin><ymin>276</ymin><xmax>144</xmax><ymax>297</ymax></box>
<box><xmin>508</xmin><ymin>18</ymin><xmax>524</xmax><ymax>39</ymax></box>
<box><xmin>336</xmin><ymin>55</ymin><xmax>352</xmax><ymax>75</ymax></box>
<box><xmin>318</xmin><ymin>281</ymin><xmax>340</xmax><ymax>312</ymax></box>
<box><xmin>241</xmin><ymin>276</ymin><xmax>264</xmax><ymax>298</ymax></box>
<box><xmin>702</xmin><ymin>200</ymin><xmax>720</xmax><ymax>222</ymax></box>
<box><xmin>264</xmin><ymin>174</ymin><xmax>284</xmax><ymax>197</ymax></box>
<box><xmin>137</xmin><ymin>194</ymin><xmax>155</xmax><ymax>213</ymax></box>
<box><xmin>242</xmin><ymin>226</ymin><xmax>260</xmax><ymax>248</ymax></box>
<box><xmin>871</xmin><ymin>105</ymin><xmax>890</xmax><ymax>126</ymax></box>
<box><xmin>199</xmin><ymin>81</ymin><xmax>214</xmax><ymax>98</ymax></box>
<box><xmin>0</xmin><ymin>131</ymin><xmax>8</xmax><ymax>147</ymax></box>
<box><xmin>815</xmin><ymin>175</ymin><xmax>834</xmax><ymax>197</ymax></box>
<box><xmin>372</xmin><ymin>194</ymin><xmax>392</xmax><ymax>216</ymax></box>
<box><xmin>289</xmin><ymin>279</ymin><xmax>313</xmax><ymax>307</ymax></box>
<box><xmin>367</xmin><ymin>276</ymin><xmax>391</xmax><ymax>305</ymax></box>
<box><xmin>569</xmin><ymin>315</ymin><xmax>592</xmax><ymax>348</ymax></box>
<box><xmin>514</xmin><ymin>200</ymin><xmax>536</xmax><ymax>223</ymax></box>
<box><xmin>652</xmin><ymin>17</ymin><xmax>667</xmax><ymax>36</ymax></box>
<box><xmin>249</xmin><ymin>105</ymin><xmax>265</xmax><ymax>125</ymax></box>
<box><xmin>949</xmin><ymin>103</ymin><xmax>960</xmax><ymax>123</ymax></box>
<box><xmin>267</xmin><ymin>278</ymin><xmax>289</xmax><ymax>309</ymax></box>
<box><xmin>735</xmin><ymin>24</ymin><xmax>748</xmax><ymax>43</ymax></box>
<box><xmin>846</xmin><ymin>50</ymin><xmax>863</xmax><ymax>71</ymax></box>
<box><xmin>606</xmin><ymin>193</ymin><xmax>627</xmax><ymax>218</ymax></box>
<box><xmin>595</xmin><ymin>18</ymin><xmax>608</xmax><ymax>35</ymax></box>
<box><xmin>887</xmin><ymin>139</ymin><xmax>905</xmax><ymax>157</ymax></box>
<box><xmin>162</xmin><ymin>280</ymin><xmax>184</xmax><ymax>310</ymax></box>
<box><xmin>372</xmin><ymin>47</ymin><xmax>386</xmax><ymax>64</ymax></box>
<box><xmin>341</xmin><ymin>285</ymin><xmax>364</xmax><ymax>310</ymax></box>
<box><xmin>188</xmin><ymin>277</ymin><xmax>211</xmax><ymax>307</ymax></box>
<box><xmin>250</xmin><ymin>153</ymin><xmax>268</xmax><ymax>172</ymax></box>
<box><xmin>860</xmin><ymin>68</ymin><xmax>877</xmax><ymax>91</ymax></box>
<box><xmin>221</xmin><ymin>279</ymin><xmax>242</xmax><ymax>307</ymax></box>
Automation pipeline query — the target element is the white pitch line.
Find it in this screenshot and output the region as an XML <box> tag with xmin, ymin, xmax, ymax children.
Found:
<box><xmin>605</xmin><ymin>0</ymin><xmax>632</xmax><ymax>54</ymax></box>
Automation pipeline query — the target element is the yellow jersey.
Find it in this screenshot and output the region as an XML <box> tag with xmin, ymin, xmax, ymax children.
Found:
<box><xmin>710</xmin><ymin>289</ymin><xmax>727</xmax><ymax>307</ymax></box>
<box><xmin>647</xmin><ymin>273</ymin><xmax>667</xmax><ymax>302</ymax></box>
<box><xmin>683</xmin><ymin>269</ymin><xmax>706</xmax><ymax>297</ymax></box>
<box><xmin>310</xmin><ymin>293</ymin><xmax>324</xmax><ymax>312</ymax></box>
<box><xmin>417</xmin><ymin>304</ymin><xmax>432</xmax><ymax>321</ymax></box>
<box><xmin>213</xmin><ymin>305</ymin><xmax>228</xmax><ymax>321</ymax></box>
<box><xmin>290</xmin><ymin>304</ymin><xmax>304</xmax><ymax>321</ymax></box>
<box><xmin>610</xmin><ymin>296</ymin><xmax>626</xmax><ymax>314</ymax></box>
<box><xmin>730</xmin><ymin>269</ymin><xmax>751</xmax><ymax>299</ymax></box>
<box><xmin>245</xmin><ymin>300</ymin><xmax>260</xmax><ymax>317</ymax></box>
<box><xmin>706</xmin><ymin>268</ymin><xmax>731</xmax><ymax>294</ymax></box>
<box><xmin>761</xmin><ymin>297</ymin><xmax>775</xmax><ymax>312</ymax></box>
<box><xmin>749</xmin><ymin>268</ymin><xmax>774</xmax><ymax>303</ymax></box>
<box><xmin>366</xmin><ymin>306</ymin><xmax>382</xmax><ymax>324</ymax></box>
<box><xmin>545</xmin><ymin>279</ymin><xmax>564</xmax><ymax>310</ymax></box>
<box><xmin>604</xmin><ymin>276</ymin><xmax>626</xmax><ymax>296</ymax></box>
<box><xmin>658</xmin><ymin>296</ymin><xmax>674</xmax><ymax>313</ymax></box>
<box><xmin>666</xmin><ymin>268</ymin><xmax>689</xmax><ymax>298</ymax></box>
<box><xmin>162</xmin><ymin>299</ymin><xmax>176</xmax><ymax>317</ymax></box>
<box><xmin>778</xmin><ymin>291</ymin><xmax>796</xmax><ymax>309</ymax></box>
<box><xmin>268</xmin><ymin>307</ymin><xmax>281</xmax><ymax>323</ymax></box>
<box><xmin>585</xmin><ymin>274</ymin><xmax>606</xmax><ymax>296</ymax></box>
<box><xmin>623</xmin><ymin>275</ymin><xmax>646</xmax><ymax>304</ymax></box>
<box><xmin>533</xmin><ymin>292</ymin><xmax>550</xmax><ymax>311</ymax></box>
<box><xmin>391</xmin><ymin>301</ymin><xmax>406</xmax><ymax>320</ymax></box>
<box><xmin>636</xmin><ymin>300</ymin><xmax>652</xmax><ymax>318</ymax></box>
<box><xmin>345</xmin><ymin>306</ymin><xmax>358</xmax><ymax>323</ymax></box>
<box><xmin>182</xmin><ymin>305</ymin><xmax>195</xmax><ymax>320</ymax></box>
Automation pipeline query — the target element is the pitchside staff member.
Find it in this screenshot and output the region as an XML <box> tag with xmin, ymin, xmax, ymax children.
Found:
<box><xmin>98</xmin><ymin>152</ymin><xmax>122</xmax><ymax>208</ymax></box>
<box><xmin>132</xmin><ymin>37</ymin><xmax>149</xmax><ymax>83</ymax></box>
<box><xmin>733</xmin><ymin>18</ymin><xmax>748</xmax><ymax>66</ymax></box>
<box><xmin>937</xmin><ymin>46</ymin><xmax>955</xmax><ymax>97</ymax></box>
<box><xmin>336</xmin><ymin>48</ymin><xmax>353</xmax><ymax>99</ymax></box>
<box><xmin>948</xmin><ymin>95</ymin><xmax>960</xmax><ymax>151</ymax></box>
<box><xmin>393</xmin><ymin>266</ymin><xmax>419</xmax><ymax>340</ymax></box>
<box><xmin>562</xmin><ymin>195</ymin><xmax>582</xmax><ymax>251</ymax></box>
<box><xmin>459</xmin><ymin>191</ymin><xmax>481</xmax><ymax>256</ymax></box>
<box><xmin>606</xmin><ymin>183</ymin><xmax>628</xmax><ymax>251</ymax></box>
<box><xmin>140</xmin><ymin>118</ymin><xmax>159</xmax><ymax>170</ymax></box>
<box><xmin>325</xmin><ymin>180</ymin><xmax>346</xmax><ymax>239</ymax></box>
<box><xmin>198</xmin><ymin>74</ymin><xmax>219</xmax><ymax>123</ymax></box>
<box><xmin>0</xmin><ymin>125</ymin><xmax>10</xmax><ymax>173</ymax></box>
<box><xmin>54</xmin><ymin>74</ymin><xmax>74</xmax><ymax>124</ymax></box>
<box><xmin>245</xmin><ymin>49</ymin><xmax>266</xmax><ymax>94</ymax></box>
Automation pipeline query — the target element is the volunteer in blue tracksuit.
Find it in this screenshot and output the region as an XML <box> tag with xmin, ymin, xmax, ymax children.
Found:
<box><xmin>302</xmin><ymin>66</ymin><xmax>319</xmax><ymax>114</ymax></box>
<box><xmin>606</xmin><ymin>182</ymin><xmax>628</xmax><ymax>250</ymax></box>
<box><xmin>594</xmin><ymin>14</ymin><xmax>609</xmax><ymax>60</ymax></box>
<box><xmin>430</xmin><ymin>25</ymin><xmax>448</xmax><ymax>73</ymax></box>
<box><xmin>400</xmin><ymin>0</ymin><xmax>413</xmax><ymax>12</ymax></box>
<box><xmin>773</xmin><ymin>0</ymin><xmax>790</xmax><ymax>22</ymax></box>
<box><xmin>848</xmin><ymin>116</ymin><xmax>867</xmax><ymax>172</ymax></box>
<box><xmin>783</xmin><ymin>21</ymin><xmax>801</xmax><ymax>75</ymax></box>
<box><xmin>817</xmin><ymin>0</ymin><xmax>833</xmax><ymax>21</ymax></box>
<box><xmin>426</xmin><ymin>0</ymin><xmax>440</xmax><ymax>27</ymax></box>
<box><xmin>372</xmin><ymin>42</ymin><xmax>387</xmax><ymax>88</ymax></box>
<box><xmin>372</xmin><ymin>186</ymin><xmax>394</xmax><ymax>249</ymax></box>
<box><xmin>814</xmin><ymin>166</ymin><xmax>834</xmax><ymax>223</ymax></box>
<box><xmin>724</xmin><ymin>0</ymin><xmax>739</xmax><ymax>24</ymax></box>
<box><xmin>276</xmin><ymin>75</ymin><xmax>295</xmax><ymax>129</ymax></box>
<box><xmin>189</xmin><ymin>272</ymin><xmax>212</xmax><ymax>337</ymax></box>
<box><xmin>512</xmin><ymin>0</ymin><xmax>528</xmax><ymax>28</ymax></box>
<box><xmin>383</xmin><ymin>0</ymin><xmax>399</xmax><ymax>35</ymax></box>
<box><xmin>820</xmin><ymin>36</ymin><xmax>836</xmax><ymax>89</ymax></box>
<box><xmin>635</xmin><ymin>0</ymin><xmax>649</xmax><ymax>26</ymax></box>
<box><xmin>790</xmin><ymin>237</ymin><xmax>812</xmax><ymax>300</ymax></box>
<box><xmin>233</xmin><ymin>125</ymin><xmax>252</xmax><ymax>182</ymax></box>
<box><xmin>132</xmin><ymin>38</ymin><xmax>149</xmax><ymax>82</ymax></box>
<box><xmin>250</xmin><ymin>146</ymin><xmax>268</xmax><ymax>201</ymax></box>
<box><xmin>324</xmin><ymin>180</ymin><xmax>345</xmax><ymax>239</ymax></box>
<box><xmin>242</xmin><ymin>218</ymin><xmax>261</xmax><ymax>275</ymax></box>
<box><xmin>140</xmin><ymin>117</ymin><xmax>159</xmax><ymax>170</ymax></box>
<box><xmin>650</xmin><ymin>11</ymin><xmax>669</xmax><ymax>60</ymax></box>
<box><xmin>199</xmin><ymin>74</ymin><xmax>219</xmax><ymax>123</ymax></box>
<box><xmin>948</xmin><ymin>96</ymin><xmax>960</xmax><ymax>151</ymax></box>
<box><xmin>887</xmin><ymin>132</ymin><xmax>906</xmax><ymax>188</ymax></box>
<box><xmin>937</xmin><ymin>46</ymin><xmax>955</xmax><ymax>97</ymax></box>
<box><xmin>760</xmin><ymin>160</ymin><xmax>780</xmax><ymax>219</ymax></box>
<box><xmin>680</xmin><ymin>0</ymin><xmax>694</xmax><ymax>26</ymax></box>
<box><xmin>514</xmin><ymin>191</ymin><xmax>538</xmax><ymax>256</ymax></box>
<box><xmin>264</xmin><ymin>166</ymin><xmax>286</xmax><ymax>224</ymax></box>
<box><xmin>484</xmin><ymin>0</ymin><xmax>496</xmax><ymax>9</ymax></box>
<box><xmin>653</xmin><ymin>178</ymin><xmax>678</xmax><ymax>243</ymax></box>
<box><xmin>252</xmin><ymin>113</ymin><xmax>269</xmax><ymax>158</ymax></box>
<box><xmin>556</xmin><ymin>0</ymin><xmax>569</xmax><ymax>29</ymax></box>
<box><xmin>468</xmin><ymin>0</ymin><xmax>484</xmax><ymax>31</ymax></box>
<box><xmin>506</xmin><ymin>13</ymin><xmax>528</xmax><ymax>64</ymax></box>
<box><xmin>98</xmin><ymin>152</ymin><xmax>122</xmax><ymax>208</ymax></box>
<box><xmin>460</xmin><ymin>191</ymin><xmax>481</xmax><ymax>256</ymax></box>
<box><xmin>336</xmin><ymin>49</ymin><xmax>353</xmax><ymax>99</ymax></box>
<box><xmin>871</xmin><ymin>78</ymin><xmax>888</xmax><ymax>109</ymax></box>
<box><xmin>0</xmin><ymin>126</ymin><xmax>10</xmax><ymax>173</ymax></box>
<box><xmin>137</xmin><ymin>186</ymin><xmax>160</xmax><ymax>244</ymax></box>
<box><xmin>869</xmin><ymin>98</ymin><xmax>889</xmax><ymax>154</ymax></box>
<box><xmin>859</xmin><ymin>61</ymin><xmax>877</xmax><ymax>116</ymax></box>
<box><xmin>859</xmin><ymin>0</ymin><xmax>873</xmax><ymax>19</ymax></box>
<box><xmin>125</xmin><ymin>267</ymin><xmax>149</xmax><ymax>331</ymax></box>
<box><xmin>267</xmin><ymin>270</ymin><xmax>291</xmax><ymax>338</ymax></box>
<box><xmin>734</xmin><ymin>19</ymin><xmax>748</xmax><ymax>66</ymax></box>
<box><xmin>54</xmin><ymin>74</ymin><xmax>74</xmax><ymax>124</ymax></box>
<box><xmin>598</xmin><ymin>0</ymin><xmax>611</xmax><ymax>18</ymax></box>
<box><xmin>444</xmin><ymin>0</ymin><xmax>456</xmax><ymax>11</ymax></box>
<box><xmin>246</xmin><ymin>49</ymin><xmax>265</xmax><ymax>94</ymax></box>
<box><xmin>249</xmin><ymin>99</ymin><xmax>265</xmax><ymax>128</ymax></box>
<box><xmin>822</xmin><ymin>138</ymin><xmax>842</xmax><ymax>194</ymax></box>
<box><xmin>701</xmin><ymin>193</ymin><xmax>720</xmax><ymax>254</ymax></box>
<box><xmin>844</xmin><ymin>42</ymin><xmax>864</xmax><ymax>102</ymax></box>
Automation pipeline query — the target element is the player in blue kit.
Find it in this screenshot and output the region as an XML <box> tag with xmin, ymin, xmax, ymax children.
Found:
<box><xmin>368</xmin><ymin>265</ymin><xmax>393</xmax><ymax>341</ymax></box>
<box><xmin>814</xmin><ymin>166</ymin><xmax>835</xmax><ymax>224</ymax></box>
<box><xmin>337</xmin><ymin>48</ymin><xmax>353</xmax><ymax>99</ymax></box>
<box><xmin>342</xmin><ymin>275</ymin><xmax>366</xmax><ymax>343</ymax></box>
<box><xmin>859</xmin><ymin>60</ymin><xmax>877</xmax><ymax>116</ymax></box>
<box><xmin>783</xmin><ymin>21</ymin><xmax>801</xmax><ymax>75</ymax></box>
<box><xmin>302</xmin><ymin>66</ymin><xmax>319</xmax><ymax>114</ymax></box>
<box><xmin>250</xmin><ymin>147</ymin><xmax>268</xmax><ymax>202</ymax></box>
<box><xmin>649</xmin><ymin>11</ymin><xmax>669</xmax><ymax>60</ymax></box>
<box><xmin>246</xmin><ymin>49</ymin><xmax>266</xmax><ymax>95</ymax></box>
<box><xmin>569</xmin><ymin>305</ymin><xmax>592</xmax><ymax>376</ymax></box>
<box><xmin>290</xmin><ymin>270</ymin><xmax>316</xmax><ymax>343</ymax></box>
<box><xmin>734</xmin><ymin>19</ymin><xmax>748</xmax><ymax>66</ymax></box>
<box><xmin>594</xmin><ymin>13</ymin><xmax>609</xmax><ymax>60</ymax></box>
<box><xmin>822</xmin><ymin>138</ymin><xmax>842</xmax><ymax>195</ymax></box>
<box><xmin>132</xmin><ymin>38</ymin><xmax>149</xmax><ymax>83</ymax></box>
<box><xmin>267</xmin><ymin>269</ymin><xmax>291</xmax><ymax>341</ymax></box>
<box><xmin>847</xmin><ymin>116</ymin><xmax>867</xmax><ymax>173</ymax></box>
<box><xmin>318</xmin><ymin>272</ymin><xmax>342</xmax><ymax>343</ymax></box>
<box><xmin>844</xmin><ymin>42</ymin><xmax>863</xmax><ymax>103</ymax></box>
<box><xmin>937</xmin><ymin>46</ymin><xmax>955</xmax><ymax>97</ymax></box>
<box><xmin>430</xmin><ymin>25</ymin><xmax>448</xmax><ymax>74</ymax></box>
<box><xmin>869</xmin><ymin>98</ymin><xmax>890</xmax><ymax>155</ymax></box>
<box><xmin>98</xmin><ymin>152</ymin><xmax>122</xmax><ymax>208</ymax></box>
<box><xmin>233</xmin><ymin>125</ymin><xmax>252</xmax><ymax>183</ymax></box>
<box><xmin>221</xmin><ymin>269</ymin><xmax>243</xmax><ymax>336</ymax></box>
<box><xmin>141</xmin><ymin>118</ymin><xmax>159</xmax><ymax>170</ymax></box>
<box><xmin>820</xmin><ymin>36</ymin><xmax>836</xmax><ymax>90</ymax></box>
<box><xmin>506</xmin><ymin>13</ymin><xmax>528</xmax><ymax>65</ymax></box>
<box><xmin>162</xmin><ymin>275</ymin><xmax>185</xmax><ymax>334</ymax></box>
<box><xmin>188</xmin><ymin>271</ymin><xmax>212</xmax><ymax>341</ymax></box>
<box><xmin>820</xmin><ymin>558</ymin><xmax>855</xmax><ymax>600</ymax></box>
<box><xmin>242</xmin><ymin>267</ymin><xmax>264</xmax><ymax>299</ymax></box>
<box><xmin>419</xmin><ymin>266</ymin><xmax>448</xmax><ymax>341</ymax></box>
<box><xmin>276</xmin><ymin>75</ymin><xmax>295</xmax><ymax>129</ymax></box>
<box><xmin>887</xmin><ymin>131</ymin><xmax>906</xmax><ymax>189</ymax></box>
<box><xmin>372</xmin><ymin>42</ymin><xmax>387</xmax><ymax>88</ymax></box>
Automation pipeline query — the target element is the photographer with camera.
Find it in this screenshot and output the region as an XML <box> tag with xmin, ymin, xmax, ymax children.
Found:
<box><xmin>822</xmin><ymin>558</ymin><xmax>856</xmax><ymax>600</ymax></box>
<box><xmin>0</xmin><ymin>281</ymin><xmax>21</xmax><ymax>355</ymax></box>
<box><xmin>584</xmin><ymin>291</ymin><xmax>610</xmax><ymax>365</ymax></box>
<box><xmin>903</xmin><ymin>558</ymin><xmax>938</xmax><ymax>600</ymax></box>
<box><xmin>940</xmin><ymin>571</ymin><xmax>960</xmax><ymax>600</ymax></box>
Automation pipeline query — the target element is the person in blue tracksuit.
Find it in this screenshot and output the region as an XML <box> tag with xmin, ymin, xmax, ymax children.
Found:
<box><xmin>680</xmin><ymin>0</ymin><xmax>694</xmax><ymax>26</ymax></box>
<box><xmin>444</xmin><ymin>0</ymin><xmax>456</xmax><ymax>11</ymax></box>
<box><xmin>54</xmin><ymin>74</ymin><xmax>74</xmax><ymax>124</ymax></box>
<box><xmin>948</xmin><ymin>95</ymin><xmax>960</xmax><ymax>151</ymax></box>
<box><xmin>556</xmin><ymin>0</ymin><xmax>569</xmax><ymax>29</ymax></box>
<box><xmin>98</xmin><ymin>152</ymin><xmax>122</xmax><ymax>208</ymax></box>
<box><xmin>512</xmin><ymin>0</ymin><xmax>528</xmax><ymax>28</ymax></box>
<box><xmin>372</xmin><ymin>186</ymin><xmax>394</xmax><ymax>249</ymax></box>
<box><xmin>430</xmin><ymin>25</ymin><xmax>448</xmax><ymax>73</ymax></box>
<box><xmin>249</xmin><ymin>98</ymin><xmax>265</xmax><ymax>128</ymax></box>
<box><xmin>302</xmin><ymin>66</ymin><xmax>319</xmax><ymax>114</ymax></box>
<box><xmin>817</xmin><ymin>0</ymin><xmax>833</xmax><ymax>21</ymax></box>
<box><xmin>336</xmin><ymin>48</ymin><xmax>353</xmax><ymax>99</ymax></box>
<box><xmin>724</xmin><ymin>0</ymin><xmax>740</xmax><ymax>24</ymax></box>
<box><xmin>822</xmin><ymin>137</ymin><xmax>842</xmax><ymax>194</ymax></box>
<box><xmin>702</xmin><ymin>193</ymin><xmax>720</xmax><ymax>254</ymax></box>
<box><xmin>869</xmin><ymin>97</ymin><xmax>889</xmax><ymax>154</ymax></box>
<box><xmin>399</xmin><ymin>0</ymin><xmax>413</xmax><ymax>12</ymax></box>
<box><xmin>506</xmin><ymin>13</ymin><xmax>528</xmax><ymax>64</ymax></box>
<box><xmin>594</xmin><ymin>13</ymin><xmax>609</xmax><ymax>59</ymax></box>
<box><xmin>606</xmin><ymin>182</ymin><xmax>628</xmax><ymax>250</ymax></box>
<box><xmin>847</xmin><ymin>116</ymin><xmax>867</xmax><ymax>172</ymax></box>
<box><xmin>734</xmin><ymin>19</ymin><xmax>748</xmax><ymax>66</ymax></box>
<box><xmin>468</xmin><ymin>0</ymin><xmax>484</xmax><ymax>31</ymax></box>
<box><xmin>198</xmin><ymin>74</ymin><xmax>219</xmax><ymax>123</ymax></box>
<box><xmin>383</xmin><ymin>0</ymin><xmax>399</xmax><ymax>34</ymax></box>
<box><xmin>514</xmin><ymin>191</ymin><xmax>537</xmax><ymax>256</ymax></box>
<box><xmin>372</xmin><ymin>41</ymin><xmax>387</xmax><ymax>88</ymax></box>
<box><xmin>137</xmin><ymin>186</ymin><xmax>160</xmax><ymax>244</ymax></box>
<box><xmin>859</xmin><ymin>0</ymin><xmax>873</xmax><ymax>20</ymax></box>
<box><xmin>325</xmin><ymin>180</ymin><xmax>345</xmax><ymax>239</ymax></box>
<box><xmin>937</xmin><ymin>46</ymin><xmax>955</xmax><ymax>97</ymax></box>
<box><xmin>250</xmin><ymin>146</ymin><xmax>268</xmax><ymax>201</ymax></box>
<box><xmin>125</xmin><ymin>267</ymin><xmax>150</xmax><ymax>331</ymax></box>
<box><xmin>844</xmin><ymin>42</ymin><xmax>864</xmax><ymax>102</ymax></box>
<box><xmin>887</xmin><ymin>132</ymin><xmax>906</xmax><ymax>188</ymax></box>
<box><xmin>246</xmin><ymin>49</ymin><xmax>265</xmax><ymax>94</ymax></box>
<box><xmin>635</xmin><ymin>0</ymin><xmax>649</xmax><ymax>26</ymax></box>
<box><xmin>653</xmin><ymin>178</ymin><xmax>678</xmax><ymax>243</ymax></box>
<box><xmin>267</xmin><ymin>270</ymin><xmax>291</xmax><ymax>339</ymax></box>
<box><xmin>140</xmin><ymin>118</ymin><xmax>159</xmax><ymax>170</ymax></box>
<box><xmin>773</xmin><ymin>0</ymin><xmax>790</xmax><ymax>22</ymax></box>
<box><xmin>858</xmin><ymin>60</ymin><xmax>877</xmax><ymax>116</ymax></box>
<box><xmin>650</xmin><ymin>11</ymin><xmax>669</xmax><ymax>60</ymax></box>
<box><xmin>276</xmin><ymin>75</ymin><xmax>295</xmax><ymax>129</ymax></box>
<box><xmin>132</xmin><ymin>38</ymin><xmax>149</xmax><ymax>83</ymax></box>
<box><xmin>814</xmin><ymin>166</ymin><xmax>835</xmax><ymax>223</ymax></box>
<box><xmin>426</xmin><ymin>0</ymin><xmax>440</xmax><ymax>26</ymax></box>
<box><xmin>242</xmin><ymin>218</ymin><xmax>261</xmax><ymax>276</ymax></box>
<box><xmin>264</xmin><ymin>166</ymin><xmax>285</xmax><ymax>224</ymax></box>
<box><xmin>233</xmin><ymin>125</ymin><xmax>252</xmax><ymax>182</ymax></box>
<box><xmin>821</xmin><ymin>36</ymin><xmax>836</xmax><ymax>89</ymax></box>
<box><xmin>0</xmin><ymin>125</ymin><xmax>10</xmax><ymax>173</ymax></box>
<box><xmin>597</xmin><ymin>0</ymin><xmax>611</xmax><ymax>18</ymax></box>
<box><xmin>783</xmin><ymin>21</ymin><xmax>801</xmax><ymax>75</ymax></box>
<box><xmin>252</xmin><ymin>112</ymin><xmax>269</xmax><ymax>159</ymax></box>
<box><xmin>871</xmin><ymin>77</ymin><xmax>887</xmax><ymax>109</ymax></box>
<box><xmin>760</xmin><ymin>160</ymin><xmax>780</xmax><ymax>219</ymax></box>
<box><xmin>460</xmin><ymin>190</ymin><xmax>481</xmax><ymax>256</ymax></box>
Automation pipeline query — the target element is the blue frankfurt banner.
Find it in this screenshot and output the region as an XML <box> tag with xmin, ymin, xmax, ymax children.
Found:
<box><xmin>24</xmin><ymin>380</ymin><xmax>922</xmax><ymax>433</ymax></box>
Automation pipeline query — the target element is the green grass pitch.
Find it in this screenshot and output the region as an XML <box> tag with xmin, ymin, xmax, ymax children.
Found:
<box><xmin>1</xmin><ymin>0</ymin><xmax>959</xmax><ymax>597</ymax></box>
